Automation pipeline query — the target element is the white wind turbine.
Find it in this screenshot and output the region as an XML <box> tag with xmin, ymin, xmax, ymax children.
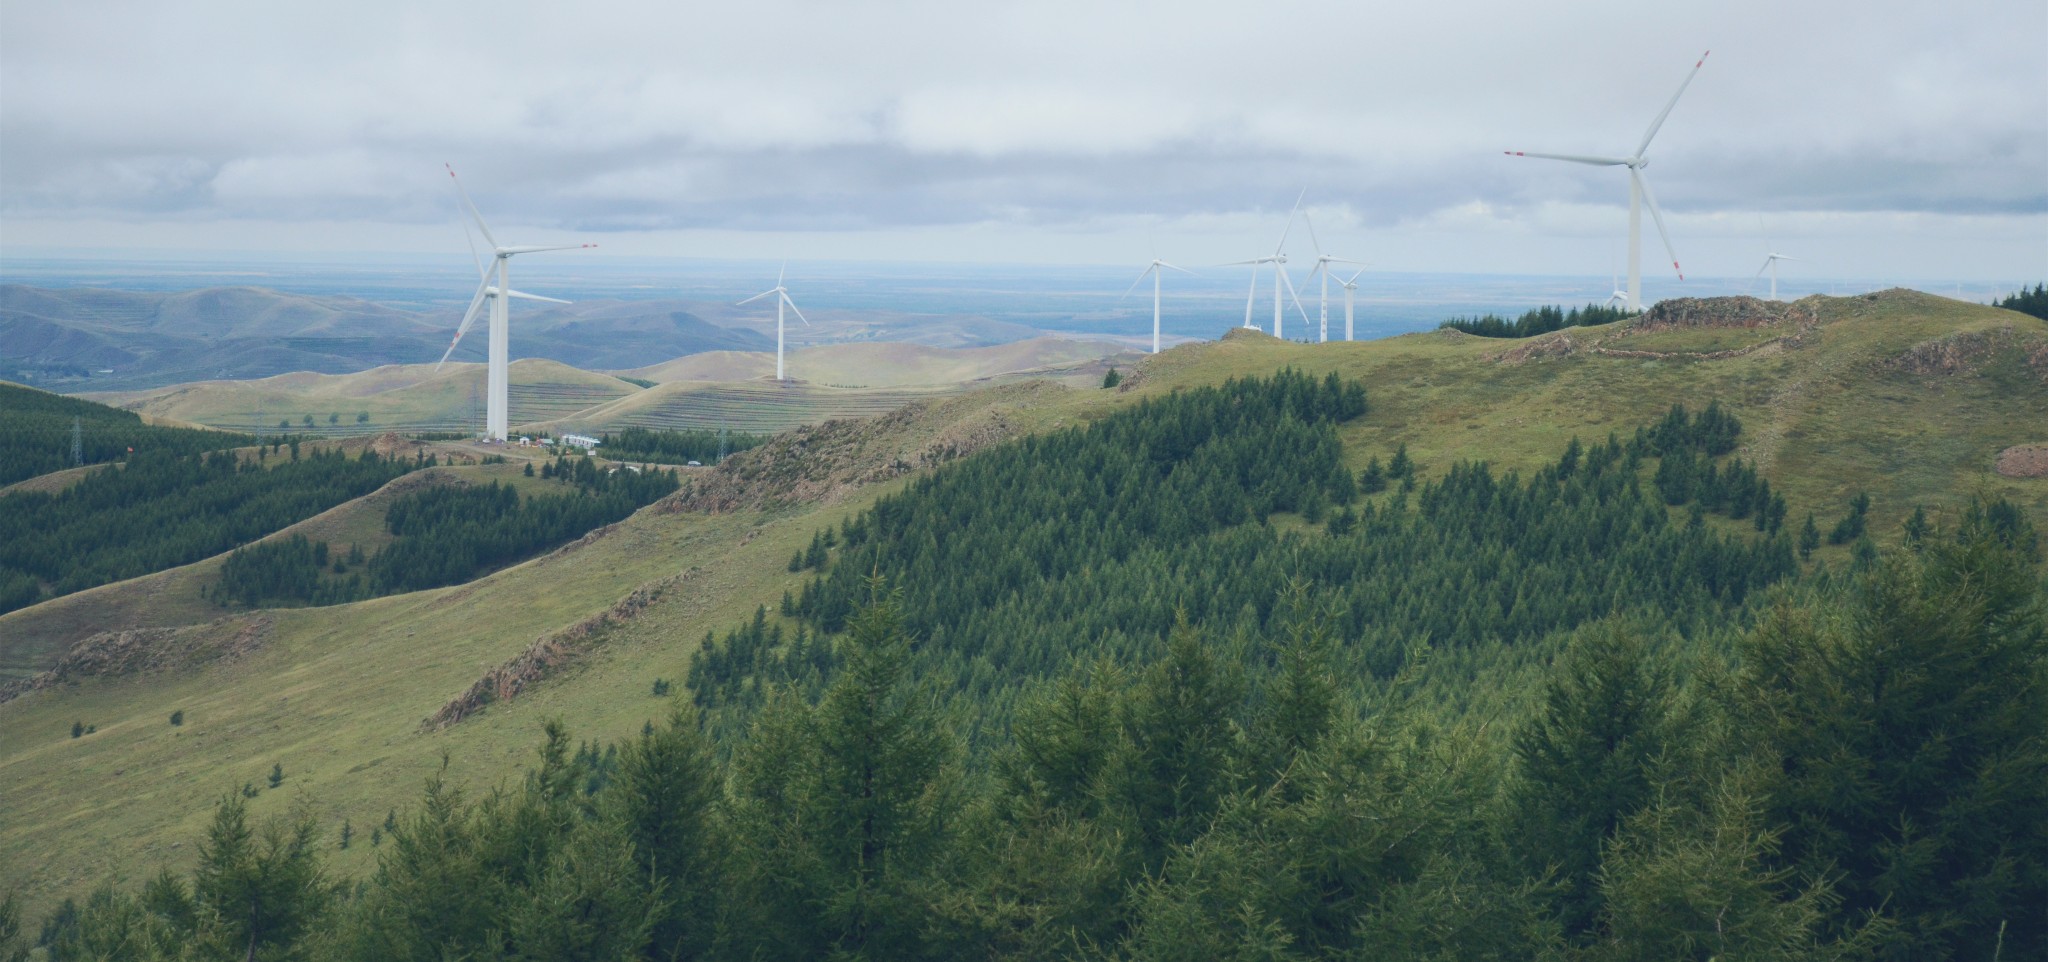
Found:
<box><xmin>1604</xmin><ymin>273</ymin><xmax>1629</xmax><ymax>309</ymax></box>
<box><xmin>1337</xmin><ymin>268</ymin><xmax>1366</xmax><ymax>341</ymax></box>
<box><xmin>1224</xmin><ymin>191</ymin><xmax>1312</xmax><ymax>339</ymax></box>
<box><xmin>1122</xmin><ymin>257</ymin><xmax>1195</xmax><ymax>354</ymax></box>
<box><xmin>1756</xmin><ymin>252</ymin><xmax>1798</xmax><ymax>301</ymax></box>
<box><xmin>1299</xmin><ymin>211</ymin><xmax>1365</xmax><ymax>342</ymax></box>
<box><xmin>439</xmin><ymin>165</ymin><xmax>595</xmax><ymax>442</ymax></box>
<box><xmin>738</xmin><ymin>264</ymin><xmax>811</xmax><ymax>381</ymax></box>
<box><xmin>1506</xmin><ymin>51</ymin><xmax>1709</xmax><ymax>312</ymax></box>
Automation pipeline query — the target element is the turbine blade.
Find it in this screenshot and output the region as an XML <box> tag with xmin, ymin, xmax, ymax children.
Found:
<box><xmin>1219</xmin><ymin>258</ymin><xmax>1267</xmax><ymax>266</ymax></box>
<box><xmin>1636</xmin><ymin>50</ymin><xmax>1710</xmax><ymax>157</ymax></box>
<box><xmin>459</xmin><ymin>214</ymin><xmax>487</xmax><ymax>281</ymax></box>
<box><xmin>1344</xmin><ymin>267</ymin><xmax>1366</xmax><ymax>284</ymax></box>
<box><xmin>1278</xmin><ymin>264</ymin><xmax>1312</xmax><ymax>327</ymax></box>
<box><xmin>499</xmin><ymin>243</ymin><xmax>599</xmax><ymax>255</ymax></box>
<box><xmin>1160</xmin><ymin>261</ymin><xmax>1196</xmax><ymax>275</ymax></box>
<box><xmin>1503</xmin><ymin>151</ymin><xmax>1631</xmax><ymax>166</ymax></box>
<box><xmin>1756</xmin><ymin>258</ymin><xmax>1773</xmax><ymax>277</ymax></box>
<box><xmin>436</xmin><ymin>280</ymin><xmax>492</xmax><ymax>371</ymax></box>
<box><xmin>1633</xmin><ymin>170</ymin><xmax>1685</xmax><ymax>280</ymax></box>
<box><xmin>506</xmin><ymin>290</ymin><xmax>571</xmax><ymax>304</ymax></box>
<box><xmin>777</xmin><ymin>260</ymin><xmax>786</xmax><ymax>286</ymax></box>
<box><xmin>1120</xmin><ymin>265</ymin><xmax>1155</xmax><ymax>302</ymax></box>
<box><xmin>737</xmin><ymin>288</ymin><xmax>778</xmax><ymax>306</ymax></box>
<box><xmin>1304</xmin><ymin>209</ymin><xmax>1324</xmax><ymax>255</ymax></box>
<box><xmin>1273</xmin><ymin>188</ymin><xmax>1307</xmax><ymax>255</ymax></box>
<box><xmin>445</xmin><ymin>164</ymin><xmax>497</xmax><ymax>250</ymax></box>
<box><xmin>783</xmin><ymin>292</ymin><xmax>811</xmax><ymax>327</ymax></box>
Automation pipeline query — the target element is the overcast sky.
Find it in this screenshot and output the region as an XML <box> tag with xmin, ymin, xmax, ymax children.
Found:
<box><xmin>3</xmin><ymin>0</ymin><xmax>2043</xmax><ymax>281</ymax></box>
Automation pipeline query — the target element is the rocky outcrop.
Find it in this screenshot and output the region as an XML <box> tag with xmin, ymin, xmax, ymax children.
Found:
<box><xmin>0</xmin><ymin>615</ymin><xmax>272</xmax><ymax>703</ymax></box>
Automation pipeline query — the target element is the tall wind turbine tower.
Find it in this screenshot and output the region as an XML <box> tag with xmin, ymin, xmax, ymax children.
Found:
<box><xmin>739</xmin><ymin>264</ymin><xmax>811</xmax><ymax>381</ymax></box>
<box><xmin>1300</xmin><ymin>211</ymin><xmax>1364</xmax><ymax>342</ymax></box>
<box><xmin>440</xmin><ymin>165</ymin><xmax>594</xmax><ymax>441</ymax></box>
<box><xmin>1506</xmin><ymin>51</ymin><xmax>1708</xmax><ymax>311</ymax></box>
<box><xmin>1123</xmin><ymin>258</ymin><xmax>1194</xmax><ymax>353</ymax></box>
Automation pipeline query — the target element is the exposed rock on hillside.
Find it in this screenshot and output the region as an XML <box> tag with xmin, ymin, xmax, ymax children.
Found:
<box><xmin>1888</xmin><ymin>326</ymin><xmax>2048</xmax><ymax>380</ymax></box>
<box><xmin>1995</xmin><ymin>444</ymin><xmax>2048</xmax><ymax>479</ymax></box>
<box><xmin>0</xmin><ymin>615</ymin><xmax>271</xmax><ymax>704</ymax></box>
<box><xmin>660</xmin><ymin>384</ymin><xmax>1045</xmax><ymax>513</ymax></box>
<box><xmin>1632</xmin><ymin>295</ymin><xmax>1818</xmax><ymax>330</ymax></box>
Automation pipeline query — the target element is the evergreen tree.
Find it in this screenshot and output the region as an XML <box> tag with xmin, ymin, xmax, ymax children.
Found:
<box><xmin>1509</xmin><ymin>618</ymin><xmax>1679</xmax><ymax>940</ymax></box>
<box><xmin>191</xmin><ymin>794</ymin><xmax>330</xmax><ymax>961</ymax></box>
<box><xmin>602</xmin><ymin>703</ymin><xmax>724</xmax><ymax>960</ymax></box>
<box><xmin>1738</xmin><ymin>511</ymin><xmax>2048</xmax><ymax>959</ymax></box>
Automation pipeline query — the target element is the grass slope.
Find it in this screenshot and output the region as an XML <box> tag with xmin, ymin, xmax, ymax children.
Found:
<box><xmin>82</xmin><ymin>359</ymin><xmax>642</xmax><ymax>436</ymax></box>
<box><xmin>1</xmin><ymin>290</ymin><xmax>2043</xmax><ymax>917</ymax></box>
<box><xmin>619</xmin><ymin>336</ymin><xmax>1131</xmax><ymax>388</ymax></box>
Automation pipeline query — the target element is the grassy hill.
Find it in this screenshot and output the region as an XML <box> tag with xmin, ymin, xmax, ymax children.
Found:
<box><xmin>83</xmin><ymin>359</ymin><xmax>644</xmax><ymax>436</ymax></box>
<box><xmin>618</xmin><ymin>336</ymin><xmax>1133</xmax><ymax>387</ymax></box>
<box><xmin>1</xmin><ymin>290</ymin><xmax>2042</xmax><ymax>919</ymax></box>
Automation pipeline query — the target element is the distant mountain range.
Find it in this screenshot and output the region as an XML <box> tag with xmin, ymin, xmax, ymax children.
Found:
<box><xmin>0</xmin><ymin>284</ymin><xmax>778</xmax><ymax>391</ymax></box>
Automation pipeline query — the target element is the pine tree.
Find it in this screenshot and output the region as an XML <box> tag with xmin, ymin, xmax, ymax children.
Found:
<box><xmin>1738</xmin><ymin>512</ymin><xmax>2048</xmax><ymax>959</ymax></box>
<box><xmin>1798</xmin><ymin>512</ymin><xmax>1821</xmax><ymax>561</ymax></box>
<box><xmin>1509</xmin><ymin>618</ymin><xmax>1679</xmax><ymax>940</ymax></box>
<box><xmin>192</xmin><ymin>794</ymin><xmax>330</xmax><ymax>960</ymax></box>
<box><xmin>602</xmin><ymin>703</ymin><xmax>724</xmax><ymax>960</ymax></box>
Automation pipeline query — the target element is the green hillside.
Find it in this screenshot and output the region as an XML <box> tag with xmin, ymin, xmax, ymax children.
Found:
<box><xmin>0</xmin><ymin>381</ymin><xmax>254</xmax><ymax>487</ymax></box>
<box><xmin>1</xmin><ymin>291</ymin><xmax>2043</xmax><ymax>957</ymax></box>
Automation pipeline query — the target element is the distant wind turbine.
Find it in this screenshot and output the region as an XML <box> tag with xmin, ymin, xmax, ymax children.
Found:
<box><xmin>1506</xmin><ymin>50</ymin><xmax>1708</xmax><ymax>312</ymax></box>
<box><xmin>1299</xmin><ymin>211</ymin><xmax>1365</xmax><ymax>343</ymax></box>
<box><xmin>1756</xmin><ymin>252</ymin><xmax>1798</xmax><ymax>301</ymax></box>
<box><xmin>440</xmin><ymin>164</ymin><xmax>595</xmax><ymax>441</ymax></box>
<box><xmin>1604</xmin><ymin>273</ymin><xmax>1629</xmax><ymax>309</ymax></box>
<box><xmin>1122</xmin><ymin>257</ymin><xmax>1195</xmax><ymax>354</ymax></box>
<box><xmin>1338</xmin><ymin>269</ymin><xmax>1365</xmax><ymax>341</ymax></box>
<box><xmin>738</xmin><ymin>264</ymin><xmax>811</xmax><ymax>381</ymax></box>
<box><xmin>1223</xmin><ymin>190</ymin><xmax>1313</xmax><ymax>339</ymax></box>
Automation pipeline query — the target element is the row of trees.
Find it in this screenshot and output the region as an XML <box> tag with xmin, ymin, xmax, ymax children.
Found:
<box><xmin>18</xmin><ymin>522</ymin><xmax>2043</xmax><ymax>959</ymax></box>
<box><xmin>1994</xmin><ymin>281</ymin><xmax>2047</xmax><ymax>320</ymax></box>
<box><xmin>1438</xmin><ymin>303</ymin><xmax>1636</xmax><ymax>339</ymax></box>
<box><xmin>209</xmin><ymin>463</ymin><xmax>680</xmax><ymax>607</ymax></box>
<box><xmin>0</xmin><ymin>382</ymin><xmax>254</xmax><ymax>487</ymax></box>
<box><xmin>0</xmin><ymin>448</ymin><xmax>412</xmax><ymax>615</ymax></box>
<box><xmin>598</xmin><ymin>427</ymin><xmax>764</xmax><ymax>464</ymax></box>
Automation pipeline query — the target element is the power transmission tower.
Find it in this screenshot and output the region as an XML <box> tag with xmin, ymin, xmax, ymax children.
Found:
<box><xmin>72</xmin><ymin>416</ymin><xmax>83</xmax><ymax>467</ymax></box>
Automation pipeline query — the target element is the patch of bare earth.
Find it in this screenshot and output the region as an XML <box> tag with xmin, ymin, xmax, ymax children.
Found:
<box><xmin>1996</xmin><ymin>444</ymin><xmax>2048</xmax><ymax>479</ymax></box>
<box><xmin>0</xmin><ymin>615</ymin><xmax>273</xmax><ymax>704</ymax></box>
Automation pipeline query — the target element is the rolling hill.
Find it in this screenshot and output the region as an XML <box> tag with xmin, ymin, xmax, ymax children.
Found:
<box><xmin>0</xmin><ymin>285</ymin><xmax>775</xmax><ymax>391</ymax></box>
<box><xmin>1</xmin><ymin>289</ymin><xmax>2043</xmax><ymax>922</ymax></box>
<box><xmin>618</xmin><ymin>335</ymin><xmax>1135</xmax><ymax>387</ymax></box>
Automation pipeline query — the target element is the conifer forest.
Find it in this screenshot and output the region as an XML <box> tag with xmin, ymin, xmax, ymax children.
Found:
<box><xmin>8</xmin><ymin>372</ymin><xmax>2044</xmax><ymax>962</ymax></box>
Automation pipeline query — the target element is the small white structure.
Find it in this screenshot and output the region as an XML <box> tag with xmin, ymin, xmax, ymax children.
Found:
<box><xmin>562</xmin><ymin>433</ymin><xmax>601</xmax><ymax>452</ymax></box>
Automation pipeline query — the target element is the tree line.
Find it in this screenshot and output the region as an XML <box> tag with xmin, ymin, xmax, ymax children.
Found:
<box><xmin>598</xmin><ymin>427</ymin><xmax>765</xmax><ymax>464</ymax></box>
<box><xmin>1995</xmin><ymin>282</ymin><xmax>2047</xmax><ymax>320</ymax></box>
<box><xmin>0</xmin><ymin>448</ymin><xmax>413</xmax><ymax>616</ymax></box>
<box><xmin>1437</xmin><ymin>303</ymin><xmax>1635</xmax><ymax>338</ymax></box>
<box><xmin>0</xmin><ymin>382</ymin><xmax>255</xmax><ymax>487</ymax></box>
<box><xmin>16</xmin><ymin>518</ymin><xmax>2044</xmax><ymax>960</ymax></box>
<box><xmin>209</xmin><ymin>459</ymin><xmax>679</xmax><ymax>607</ymax></box>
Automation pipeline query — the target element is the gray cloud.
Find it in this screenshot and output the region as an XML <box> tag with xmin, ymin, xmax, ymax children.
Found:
<box><xmin>2</xmin><ymin>0</ymin><xmax>2042</xmax><ymax>277</ymax></box>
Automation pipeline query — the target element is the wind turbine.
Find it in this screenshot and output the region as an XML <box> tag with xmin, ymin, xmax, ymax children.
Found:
<box><xmin>1756</xmin><ymin>252</ymin><xmax>1798</xmax><ymax>301</ymax></box>
<box><xmin>1122</xmin><ymin>257</ymin><xmax>1195</xmax><ymax>354</ymax></box>
<box><xmin>1604</xmin><ymin>273</ymin><xmax>1629</xmax><ymax>309</ymax></box>
<box><xmin>1338</xmin><ymin>268</ymin><xmax>1365</xmax><ymax>341</ymax></box>
<box><xmin>1224</xmin><ymin>190</ymin><xmax>1312</xmax><ymax>339</ymax></box>
<box><xmin>1506</xmin><ymin>51</ymin><xmax>1708</xmax><ymax>312</ymax></box>
<box><xmin>1299</xmin><ymin>211</ymin><xmax>1365</xmax><ymax>342</ymax></box>
<box><xmin>441</xmin><ymin>165</ymin><xmax>595</xmax><ymax>441</ymax></box>
<box><xmin>738</xmin><ymin>264</ymin><xmax>810</xmax><ymax>381</ymax></box>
